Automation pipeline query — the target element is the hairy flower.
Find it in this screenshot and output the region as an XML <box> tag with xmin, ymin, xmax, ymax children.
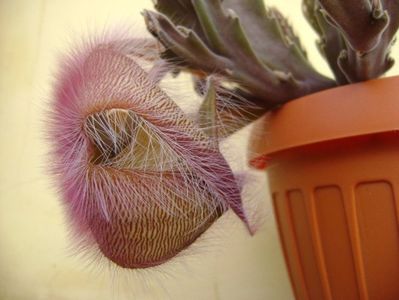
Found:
<box><xmin>47</xmin><ymin>34</ymin><xmax>249</xmax><ymax>269</ymax></box>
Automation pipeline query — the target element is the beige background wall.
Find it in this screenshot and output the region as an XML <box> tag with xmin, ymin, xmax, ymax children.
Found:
<box><xmin>0</xmin><ymin>1</ymin><xmax>398</xmax><ymax>300</ymax></box>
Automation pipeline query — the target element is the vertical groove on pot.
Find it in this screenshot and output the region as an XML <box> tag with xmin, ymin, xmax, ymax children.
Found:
<box><xmin>305</xmin><ymin>189</ymin><xmax>333</xmax><ymax>300</ymax></box>
<box><xmin>273</xmin><ymin>193</ymin><xmax>310</xmax><ymax>300</ymax></box>
<box><xmin>341</xmin><ymin>185</ymin><xmax>369</xmax><ymax>300</ymax></box>
<box><xmin>355</xmin><ymin>181</ymin><xmax>399</xmax><ymax>300</ymax></box>
<box><xmin>287</xmin><ymin>190</ymin><xmax>324</xmax><ymax>300</ymax></box>
<box><xmin>314</xmin><ymin>186</ymin><xmax>360</xmax><ymax>300</ymax></box>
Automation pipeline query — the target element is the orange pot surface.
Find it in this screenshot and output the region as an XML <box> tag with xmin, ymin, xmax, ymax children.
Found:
<box><xmin>249</xmin><ymin>76</ymin><xmax>399</xmax><ymax>300</ymax></box>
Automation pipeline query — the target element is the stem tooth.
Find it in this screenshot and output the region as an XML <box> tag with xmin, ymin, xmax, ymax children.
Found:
<box><xmin>371</xmin><ymin>0</ymin><xmax>384</xmax><ymax>19</ymax></box>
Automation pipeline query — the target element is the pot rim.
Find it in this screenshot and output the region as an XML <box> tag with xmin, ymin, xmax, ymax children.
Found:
<box><xmin>249</xmin><ymin>75</ymin><xmax>399</xmax><ymax>169</ymax></box>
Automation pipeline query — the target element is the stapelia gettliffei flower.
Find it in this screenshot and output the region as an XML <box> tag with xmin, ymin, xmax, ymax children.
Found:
<box><xmin>47</xmin><ymin>35</ymin><xmax>250</xmax><ymax>269</ymax></box>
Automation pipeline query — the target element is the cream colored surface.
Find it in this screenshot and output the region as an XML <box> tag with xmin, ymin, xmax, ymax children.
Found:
<box><xmin>0</xmin><ymin>1</ymin><xmax>397</xmax><ymax>300</ymax></box>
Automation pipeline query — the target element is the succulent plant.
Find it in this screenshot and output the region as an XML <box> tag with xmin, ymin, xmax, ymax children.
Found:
<box><xmin>49</xmin><ymin>0</ymin><xmax>399</xmax><ymax>271</ymax></box>
<box><xmin>144</xmin><ymin>0</ymin><xmax>399</xmax><ymax>133</ymax></box>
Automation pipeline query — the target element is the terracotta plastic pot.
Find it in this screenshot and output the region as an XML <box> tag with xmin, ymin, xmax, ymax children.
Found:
<box><xmin>249</xmin><ymin>75</ymin><xmax>399</xmax><ymax>300</ymax></box>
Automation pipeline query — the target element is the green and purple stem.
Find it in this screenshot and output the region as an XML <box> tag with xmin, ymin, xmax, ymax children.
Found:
<box><xmin>145</xmin><ymin>0</ymin><xmax>399</xmax><ymax>132</ymax></box>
